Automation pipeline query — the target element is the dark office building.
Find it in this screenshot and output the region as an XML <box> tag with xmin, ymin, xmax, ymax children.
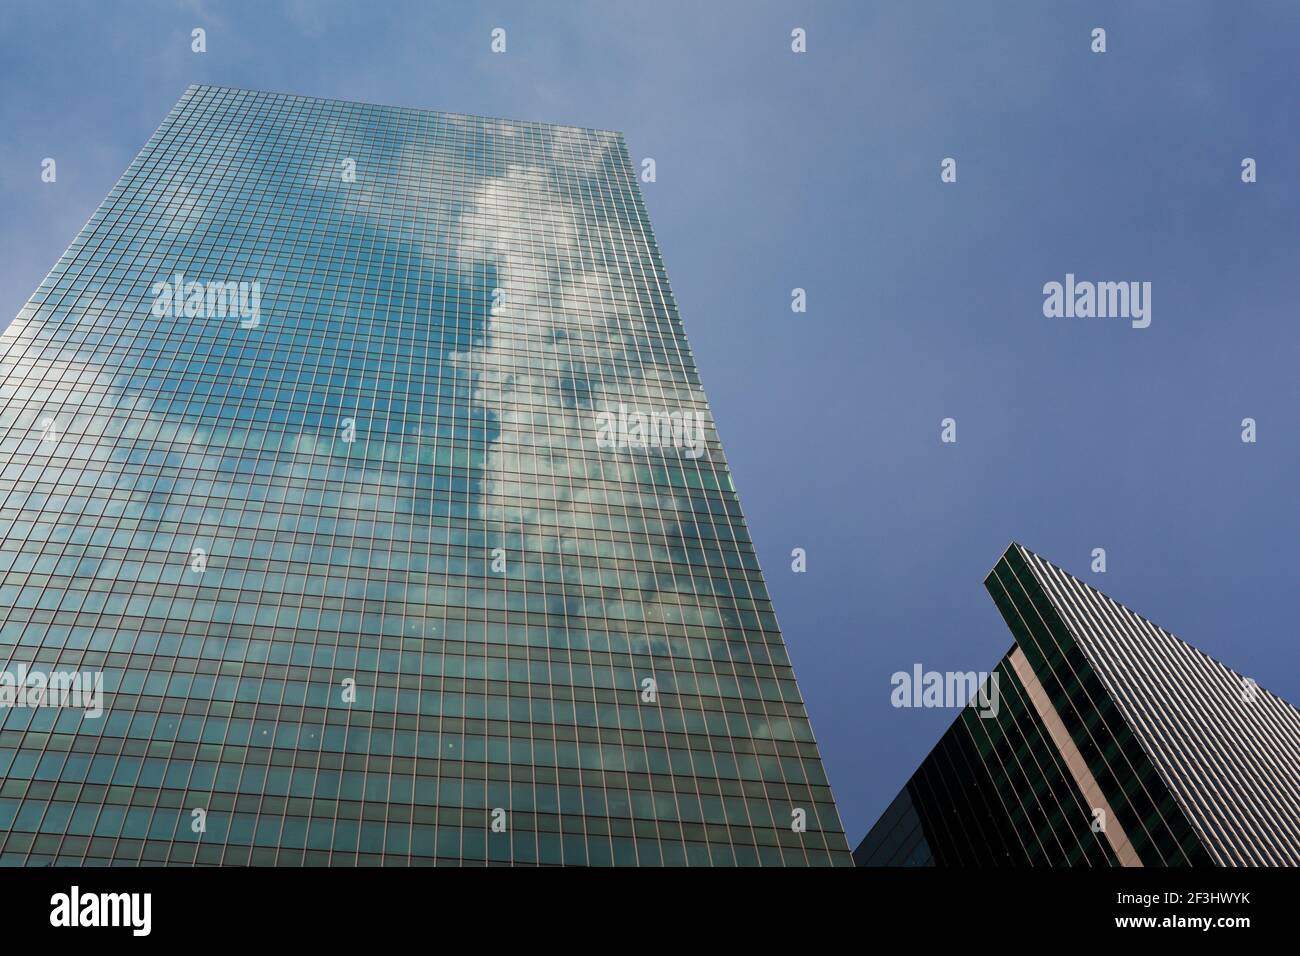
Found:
<box><xmin>856</xmin><ymin>543</ymin><xmax>1300</xmax><ymax>867</ymax></box>
<box><xmin>0</xmin><ymin>85</ymin><xmax>849</xmax><ymax>865</ymax></box>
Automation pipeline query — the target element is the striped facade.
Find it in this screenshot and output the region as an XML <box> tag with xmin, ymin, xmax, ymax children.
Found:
<box><xmin>855</xmin><ymin>543</ymin><xmax>1300</xmax><ymax>867</ymax></box>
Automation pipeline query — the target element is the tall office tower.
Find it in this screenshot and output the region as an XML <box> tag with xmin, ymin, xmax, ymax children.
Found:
<box><xmin>0</xmin><ymin>85</ymin><xmax>849</xmax><ymax>866</ymax></box>
<box><xmin>856</xmin><ymin>543</ymin><xmax>1300</xmax><ymax>867</ymax></box>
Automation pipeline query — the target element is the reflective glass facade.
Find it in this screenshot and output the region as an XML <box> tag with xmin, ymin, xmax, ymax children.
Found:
<box><xmin>854</xmin><ymin>649</ymin><xmax>1119</xmax><ymax>867</ymax></box>
<box><xmin>0</xmin><ymin>85</ymin><xmax>849</xmax><ymax>866</ymax></box>
<box><xmin>997</xmin><ymin>545</ymin><xmax>1300</xmax><ymax>867</ymax></box>
<box><xmin>856</xmin><ymin>543</ymin><xmax>1299</xmax><ymax>867</ymax></box>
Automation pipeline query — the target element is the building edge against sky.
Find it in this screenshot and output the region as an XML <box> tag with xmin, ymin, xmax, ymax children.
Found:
<box><xmin>0</xmin><ymin>85</ymin><xmax>851</xmax><ymax>865</ymax></box>
<box><xmin>856</xmin><ymin>542</ymin><xmax>1300</xmax><ymax>867</ymax></box>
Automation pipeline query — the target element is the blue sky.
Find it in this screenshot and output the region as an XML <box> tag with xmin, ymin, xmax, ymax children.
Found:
<box><xmin>3</xmin><ymin>0</ymin><xmax>1298</xmax><ymax>846</ymax></box>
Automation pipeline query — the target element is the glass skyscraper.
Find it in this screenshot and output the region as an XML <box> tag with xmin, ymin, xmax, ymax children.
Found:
<box><xmin>856</xmin><ymin>543</ymin><xmax>1300</xmax><ymax>867</ymax></box>
<box><xmin>0</xmin><ymin>85</ymin><xmax>849</xmax><ymax>866</ymax></box>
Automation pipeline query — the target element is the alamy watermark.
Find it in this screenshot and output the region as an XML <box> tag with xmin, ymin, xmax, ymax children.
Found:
<box><xmin>1042</xmin><ymin>273</ymin><xmax>1151</xmax><ymax>329</ymax></box>
<box><xmin>151</xmin><ymin>272</ymin><xmax>261</xmax><ymax>327</ymax></box>
<box><xmin>595</xmin><ymin>404</ymin><xmax>709</xmax><ymax>459</ymax></box>
<box><xmin>0</xmin><ymin>664</ymin><xmax>103</xmax><ymax>718</ymax></box>
<box><xmin>50</xmin><ymin>886</ymin><xmax>150</xmax><ymax>936</ymax></box>
<box><xmin>891</xmin><ymin>664</ymin><xmax>1000</xmax><ymax>718</ymax></box>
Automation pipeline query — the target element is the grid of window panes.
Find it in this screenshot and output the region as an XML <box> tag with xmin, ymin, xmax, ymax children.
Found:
<box><xmin>986</xmin><ymin>546</ymin><xmax>1214</xmax><ymax>865</ymax></box>
<box><xmin>856</xmin><ymin>653</ymin><xmax>1117</xmax><ymax>866</ymax></box>
<box><xmin>0</xmin><ymin>85</ymin><xmax>849</xmax><ymax>865</ymax></box>
<box><xmin>998</xmin><ymin>544</ymin><xmax>1298</xmax><ymax>866</ymax></box>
